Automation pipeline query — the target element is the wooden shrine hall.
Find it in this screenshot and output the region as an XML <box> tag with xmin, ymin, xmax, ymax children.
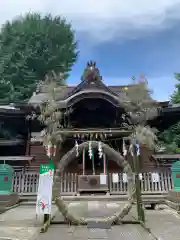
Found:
<box><xmin>0</xmin><ymin>61</ymin><xmax>180</xmax><ymax>194</ymax></box>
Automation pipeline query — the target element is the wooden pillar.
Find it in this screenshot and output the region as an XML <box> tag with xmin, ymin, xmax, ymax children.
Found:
<box><xmin>103</xmin><ymin>153</ymin><xmax>106</xmax><ymax>174</ymax></box>
<box><xmin>82</xmin><ymin>148</ymin><xmax>85</xmax><ymax>175</ymax></box>
<box><xmin>25</xmin><ymin>118</ymin><xmax>31</xmax><ymax>156</ymax></box>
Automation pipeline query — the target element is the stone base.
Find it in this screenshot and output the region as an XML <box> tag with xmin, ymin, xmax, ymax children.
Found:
<box><xmin>0</xmin><ymin>193</ymin><xmax>19</xmax><ymax>213</ymax></box>
<box><xmin>168</xmin><ymin>190</ymin><xmax>180</xmax><ymax>202</ymax></box>
<box><xmin>166</xmin><ymin>190</ymin><xmax>180</xmax><ymax>211</ymax></box>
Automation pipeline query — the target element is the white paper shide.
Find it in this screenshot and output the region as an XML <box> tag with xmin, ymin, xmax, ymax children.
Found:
<box><xmin>139</xmin><ymin>173</ymin><xmax>142</xmax><ymax>180</ymax></box>
<box><xmin>100</xmin><ymin>174</ymin><xmax>107</xmax><ymax>185</ymax></box>
<box><xmin>112</xmin><ymin>173</ymin><xmax>119</xmax><ymax>183</ymax></box>
<box><xmin>151</xmin><ymin>172</ymin><xmax>160</xmax><ymax>183</ymax></box>
<box><xmin>122</xmin><ymin>173</ymin><xmax>128</xmax><ymax>183</ymax></box>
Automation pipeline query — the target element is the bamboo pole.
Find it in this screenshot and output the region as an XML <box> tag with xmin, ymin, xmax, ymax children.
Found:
<box><xmin>133</xmin><ymin>145</ymin><xmax>145</xmax><ymax>223</ymax></box>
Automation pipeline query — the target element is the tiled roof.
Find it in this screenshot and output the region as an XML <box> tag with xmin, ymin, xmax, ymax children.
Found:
<box><xmin>28</xmin><ymin>83</ymin><xmax>154</xmax><ymax>105</ymax></box>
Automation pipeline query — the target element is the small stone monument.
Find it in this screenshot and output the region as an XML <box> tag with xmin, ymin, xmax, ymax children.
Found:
<box><xmin>167</xmin><ymin>160</ymin><xmax>180</xmax><ymax>210</ymax></box>
<box><xmin>0</xmin><ymin>164</ymin><xmax>19</xmax><ymax>212</ymax></box>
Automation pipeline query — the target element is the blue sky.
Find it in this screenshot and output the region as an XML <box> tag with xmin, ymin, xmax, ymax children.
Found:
<box><xmin>68</xmin><ymin>19</ymin><xmax>180</xmax><ymax>101</ymax></box>
<box><xmin>70</xmin><ymin>25</ymin><xmax>179</xmax><ymax>101</ymax></box>
<box><xmin>1</xmin><ymin>0</ymin><xmax>180</xmax><ymax>101</ymax></box>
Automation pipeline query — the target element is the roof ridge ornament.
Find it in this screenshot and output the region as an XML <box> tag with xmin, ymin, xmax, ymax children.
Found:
<box><xmin>81</xmin><ymin>61</ymin><xmax>102</xmax><ymax>83</ymax></box>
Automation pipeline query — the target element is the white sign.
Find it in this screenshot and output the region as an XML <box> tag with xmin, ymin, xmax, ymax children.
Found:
<box><xmin>112</xmin><ymin>173</ymin><xmax>119</xmax><ymax>183</ymax></box>
<box><xmin>100</xmin><ymin>174</ymin><xmax>107</xmax><ymax>185</ymax></box>
<box><xmin>122</xmin><ymin>173</ymin><xmax>128</xmax><ymax>183</ymax></box>
<box><xmin>36</xmin><ymin>164</ymin><xmax>54</xmax><ymax>215</ymax></box>
<box><xmin>151</xmin><ymin>172</ymin><xmax>160</xmax><ymax>183</ymax></box>
<box><xmin>139</xmin><ymin>173</ymin><xmax>142</xmax><ymax>180</ymax></box>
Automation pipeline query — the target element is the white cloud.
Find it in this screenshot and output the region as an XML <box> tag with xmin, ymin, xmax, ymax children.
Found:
<box><xmin>0</xmin><ymin>0</ymin><xmax>180</xmax><ymax>43</ymax></box>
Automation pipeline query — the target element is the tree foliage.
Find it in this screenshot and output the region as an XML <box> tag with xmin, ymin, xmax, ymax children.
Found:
<box><xmin>158</xmin><ymin>122</ymin><xmax>180</xmax><ymax>153</ymax></box>
<box><xmin>171</xmin><ymin>73</ymin><xmax>180</xmax><ymax>103</ymax></box>
<box><xmin>38</xmin><ymin>72</ymin><xmax>64</xmax><ymax>147</ymax></box>
<box><xmin>121</xmin><ymin>82</ymin><xmax>159</xmax><ymax>149</ymax></box>
<box><xmin>0</xmin><ymin>13</ymin><xmax>78</xmax><ymax>103</ymax></box>
<box><xmin>159</xmin><ymin>73</ymin><xmax>180</xmax><ymax>153</ymax></box>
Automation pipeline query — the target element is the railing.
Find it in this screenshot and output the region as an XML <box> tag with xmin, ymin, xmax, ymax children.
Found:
<box><xmin>12</xmin><ymin>171</ymin><xmax>173</xmax><ymax>195</ymax></box>
<box><xmin>13</xmin><ymin>172</ymin><xmax>39</xmax><ymax>194</ymax></box>
<box><xmin>109</xmin><ymin>171</ymin><xmax>173</xmax><ymax>194</ymax></box>
<box><xmin>13</xmin><ymin>172</ymin><xmax>77</xmax><ymax>195</ymax></box>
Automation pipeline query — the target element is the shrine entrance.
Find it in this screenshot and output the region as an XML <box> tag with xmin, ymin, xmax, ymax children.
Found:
<box><xmin>61</xmin><ymin>66</ymin><xmax>131</xmax><ymax>194</ymax></box>
<box><xmin>58</xmin><ymin>140</ymin><xmax>131</xmax><ymax>195</ymax></box>
<box><xmin>77</xmin><ymin>143</ymin><xmax>109</xmax><ymax>194</ymax></box>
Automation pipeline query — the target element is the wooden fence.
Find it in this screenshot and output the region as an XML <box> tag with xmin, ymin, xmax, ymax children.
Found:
<box><xmin>109</xmin><ymin>171</ymin><xmax>173</xmax><ymax>194</ymax></box>
<box><xmin>13</xmin><ymin>172</ymin><xmax>77</xmax><ymax>195</ymax></box>
<box><xmin>12</xmin><ymin>171</ymin><xmax>173</xmax><ymax>195</ymax></box>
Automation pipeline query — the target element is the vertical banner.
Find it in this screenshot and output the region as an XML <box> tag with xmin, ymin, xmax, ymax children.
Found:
<box><xmin>36</xmin><ymin>163</ymin><xmax>54</xmax><ymax>215</ymax></box>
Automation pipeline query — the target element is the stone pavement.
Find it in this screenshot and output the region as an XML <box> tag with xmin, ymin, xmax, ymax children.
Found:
<box><xmin>41</xmin><ymin>202</ymin><xmax>180</xmax><ymax>240</ymax></box>
<box><xmin>0</xmin><ymin>205</ymin><xmax>58</xmax><ymax>240</ymax></box>
<box><xmin>43</xmin><ymin>201</ymin><xmax>152</xmax><ymax>240</ymax></box>
<box><xmin>2</xmin><ymin>202</ymin><xmax>180</xmax><ymax>240</ymax></box>
<box><xmin>38</xmin><ymin>225</ymin><xmax>154</xmax><ymax>240</ymax></box>
<box><xmin>146</xmin><ymin>208</ymin><xmax>180</xmax><ymax>240</ymax></box>
<box><xmin>66</xmin><ymin>201</ymin><xmax>137</xmax><ymax>220</ymax></box>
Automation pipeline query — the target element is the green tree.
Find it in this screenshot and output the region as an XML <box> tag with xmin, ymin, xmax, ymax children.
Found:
<box><xmin>158</xmin><ymin>123</ymin><xmax>180</xmax><ymax>153</ymax></box>
<box><xmin>171</xmin><ymin>73</ymin><xmax>180</xmax><ymax>103</ymax></box>
<box><xmin>0</xmin><ymin>13</ymin><xmax>78</xmax><ymax>103</ymax></box>
<box><xmin>159</xmin><ymin>73</ymin><xmax>180</xmax><ymax>153</ymax></box>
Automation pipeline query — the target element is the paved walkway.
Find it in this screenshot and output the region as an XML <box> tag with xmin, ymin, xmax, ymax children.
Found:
<box><xmin>0</xmin><ymin>205</ymin><xmax>57</xmax><ymax>240</ymax></box>
<box><xmin>2</xmin><ymin>202</ymin><xmax>180</xmax><ymax>239</ymax></box>
<box><xmin>146</xmin><ymin>209</ymin><xmax>180</xmax><ymax>240</ymax></box>
<box><xmin>38</xmin><ymin>225</ymin><xmax>154</xmax><ymax>240</ymax></box>
<box><xmin>40</xmin><ymin>202</ymin><xmax>180</xmax><ymax>240</ymax></box>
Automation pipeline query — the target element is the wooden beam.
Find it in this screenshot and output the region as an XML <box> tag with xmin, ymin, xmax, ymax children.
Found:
<box><xmin>57</xmin><ymin>128</ymin><xmax>132</xmax><ymax>135</ymax></box>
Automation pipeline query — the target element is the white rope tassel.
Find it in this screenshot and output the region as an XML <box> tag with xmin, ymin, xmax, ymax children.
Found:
<box><xmin>46</xmin><ymin>142</ymin><xmax>52</xmax><ymax>158</ymax></box>
<box><xmin>122</xmin><ymin>139</ymin><xmax>127</xmax><ymax>156</ymax></box>
<box><xmin>98</xmin><ymin>141</ymin><xmax>103</xmax><ymax>158</ymax></box>
<box><xmin>129</xmin><ymin>144</ymin><xmax>134</xmax><ymax>157</ymax></box>
<box><xmin>75</xmin><ymin>140</ymin><xmax>79</xmax><ymax>157</ymax></box>
<box><xmin>53</xmin><ymin>145</ymin><xmax>56</xmax><ymax>157</ymax></box>
<box><xmin>136</xmin><ymin>143</ymin><xmax>140</xmax><ymax>156</ymax></box>
<box><xmin>88</xmin><ymin>141</ymin><xmax>92</xmax><ymax>159</ymax></box>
